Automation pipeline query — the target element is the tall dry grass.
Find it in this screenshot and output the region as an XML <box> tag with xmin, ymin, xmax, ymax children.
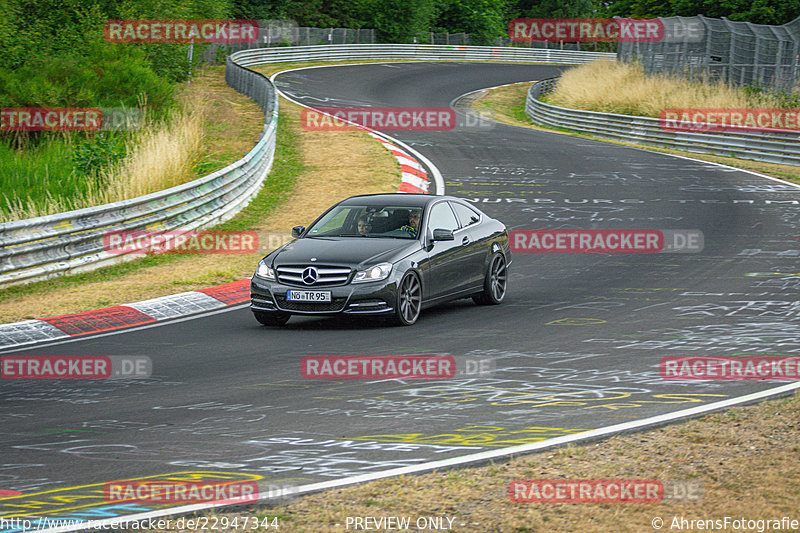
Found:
<box><xmin>1</xmin><ymin>97</ymin><xmax>206</xmax><ymax>223</ymax></box>
<box><xmin>547</xmin><ymin>59</ymin><xmax>785</xmax><ymax>117</ymax></box>
<box><xmin>100</xmin><ymin>100</ymin><xmax>205</xmax><ymax>201</ymax></box>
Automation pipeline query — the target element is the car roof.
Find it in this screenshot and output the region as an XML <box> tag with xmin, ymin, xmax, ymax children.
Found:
<box><xmin>339</xmin><ymin>193</ymin><xmax>456</xmax><ymax>208</ymax></box>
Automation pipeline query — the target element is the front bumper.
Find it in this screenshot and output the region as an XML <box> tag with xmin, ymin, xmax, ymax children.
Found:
<box><xmin>250</xmin><ymin>275</ymin><xmax>399</xmax><ymax>316</ymax></box>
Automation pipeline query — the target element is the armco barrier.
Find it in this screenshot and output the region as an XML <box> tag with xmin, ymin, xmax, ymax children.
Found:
<box><xmin>229</xmin><ymin>43</ymin><xmax>613</xmax><ymax>66</ymax></box>
<box><xmin>525</xmin><ymin>77</ymin><xmax>800</xmax><ymax>166</ymax></box>
<box><xmin>0</xmin><ymin>45</ymin><xmax>612</xmax><ymax>289</ymax></box>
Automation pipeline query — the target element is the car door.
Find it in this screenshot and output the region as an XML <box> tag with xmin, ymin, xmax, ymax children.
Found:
<box><xmin>450</xmin><ymin>200</ymin><xmax>487</xmax><ymax>289</ymax></box>
<box><xmin>425</xmin><ymin>201</ymin><xmax>469</xmax><ymax>300</ymax></box>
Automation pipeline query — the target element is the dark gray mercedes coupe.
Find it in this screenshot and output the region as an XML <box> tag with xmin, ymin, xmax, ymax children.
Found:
<box><xmin>250</xmin><ymin>193</ymin><xmax>509</xmax><ymax>326</ymax></box>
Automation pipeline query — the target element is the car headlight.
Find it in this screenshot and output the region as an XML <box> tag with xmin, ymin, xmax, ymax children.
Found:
<box><xmin>255</xmin><ymin>260</ymin><xmax>275</xmax><ymax>280</ymax></box>
<box><xmin>353</xmin><ymin>262</ymin><xmax>392</xmax><ymax>283</ymax></box>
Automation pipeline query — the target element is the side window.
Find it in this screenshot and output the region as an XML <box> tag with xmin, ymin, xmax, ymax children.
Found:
<box><xmin>428</xmin><ymin>202</ymin><xmax>459</xmax><ymax>233</ymax></box>
<box><xmin>450</xmin><ymin>202</ymin><xmax>481</xmax><ymax>228</ymax></box>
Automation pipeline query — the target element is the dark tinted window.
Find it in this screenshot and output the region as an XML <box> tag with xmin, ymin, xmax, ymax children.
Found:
<box><xmin>451</xmin><ymin>202</ymin><xmax>481</xmax><ymax>228</ymax></box>
<box><xmin>428</xmin><ymin>202</ymin><xmax>459</xmax><ymax>232</ymax></box>
<box><xmin>306</xmin><ymin>205</ymin><xmax>421</xmax><ymax>239</ymax></box>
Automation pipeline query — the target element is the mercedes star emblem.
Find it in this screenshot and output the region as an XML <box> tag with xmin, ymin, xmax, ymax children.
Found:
<box><xmin>302</xmin><ymin>266</ymin><xmax>318</xmax><ymax>285</ymax></box>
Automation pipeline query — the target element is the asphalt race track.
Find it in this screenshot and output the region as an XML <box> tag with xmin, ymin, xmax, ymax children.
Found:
<box><xmin>2</xmin><ymin>62</ymin><xmax>800</xmax><ymax>529</ymax></box>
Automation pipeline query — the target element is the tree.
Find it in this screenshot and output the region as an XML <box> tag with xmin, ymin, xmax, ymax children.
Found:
<box><xmin>230</xmin><ymin>0</ymin><xmax>289</xmax><ymax>19</ymax></box>
<box><xmin>607</xmin><ymin>0</ymin><xmax>800</xmax><ymax>24</ymax></box>
<box><xmin>356</xmin><ymin>0</ymin><xmax>438</xmax><ymax>42</ymax></box>
<box><xmin>433</xmin><ymin>0</ymin><xmax>511</xmax><ymax>45</ymax></box>
<box><xmin>511</xmin><ymin>0</ymin><xmax>600</xmax><ymax>19</ymax></box>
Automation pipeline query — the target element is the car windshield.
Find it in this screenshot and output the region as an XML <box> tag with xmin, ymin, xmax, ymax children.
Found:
<box><xmin>306</xmin><ymin>205</ymin><xmax>423</xmax><ymax>239</ymax></box>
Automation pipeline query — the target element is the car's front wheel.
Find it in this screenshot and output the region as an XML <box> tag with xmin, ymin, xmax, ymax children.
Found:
<box><xmin>392</xmin><ymin>272</ymin><xmax>422</xmax><ymax>326</ymax></box>
<box><xmin>473</xmin><ymin>253</ymin><xmax>507</xmax><ymax>305</ymax></box>
<box><xmin>253</xmin><ymin>310</ymin><xmax>291</xmax><ymax>327</ymax></box>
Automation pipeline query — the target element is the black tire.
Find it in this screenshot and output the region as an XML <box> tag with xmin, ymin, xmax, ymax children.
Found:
<box><xmin>253</xmin><ymin>310</ymin><xmax>291</xmax><ymax>327</ymax></box>
<box><xmin>473</xmin><ymin>253</ymin><xmax>507</xmax><ymax>305</ymax></box>
<box><xmin>391</xmin><ymin>272</ymin><xmax>422</xmax><ymax>326</ymax></box>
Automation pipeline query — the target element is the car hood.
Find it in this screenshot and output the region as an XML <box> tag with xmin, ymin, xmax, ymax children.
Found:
<box><xmin>269</xmin><ymin>237</ymin><xmax>419</xmax><ymax>269</ymax></box>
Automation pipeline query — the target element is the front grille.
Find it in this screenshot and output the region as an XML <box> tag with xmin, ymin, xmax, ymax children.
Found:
<box><xmin>274</xmin><ymin>294</ymin><xmax>347</xmax><ymax>312</ymax></box>
<box><xmin>276</xmin><ymin>265</ymin><xmax>352</xmax><ymax>287</ymax></box>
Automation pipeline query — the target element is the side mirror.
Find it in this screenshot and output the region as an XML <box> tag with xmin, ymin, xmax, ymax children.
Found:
<box><xmin>432</xmin><ymin>228</ymin><xmax>454</xmax><ymax>241</ymax></box>
<box><xmin>291</xmin><ymin>225</ymin><xmax>306</xmax><ymax>238</ymax></box>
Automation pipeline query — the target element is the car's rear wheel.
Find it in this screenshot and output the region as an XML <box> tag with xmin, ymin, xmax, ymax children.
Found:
<box><xmin>473</xmin><ymin>253</ymin><xmax>507</xmax><ymax>305</ymax></box>
<box><xmin>253</xmin><ymin>310</ymin><xmax>291</xmax><ymax>327</ymax></box>
<box><xmin>392</xmin><ymin>272</ymin><xmax>422</xmax><ymax>326</ymax></box>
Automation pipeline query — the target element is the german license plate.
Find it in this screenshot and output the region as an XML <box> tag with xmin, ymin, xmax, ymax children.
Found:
<box><xmin>287</xmin><ymin>290</ymin><xmax>332</xmax><ymax>302</ymax></box>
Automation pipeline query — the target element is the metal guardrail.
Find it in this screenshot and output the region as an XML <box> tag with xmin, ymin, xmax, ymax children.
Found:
<box><xmin>525</xmin><ymin>78</ymin><xmax>800</xmax><ymax>166</ymax></box>
<box><xmin>0</xmin><ymin>61</ymin><xmax>278</xmax><ymax>288</ymax></box>
<box><xmin>0</xmin><ymin>45</ymin><xmax>610</xmax><ymax>289</ymax></box>
<box><xmin>230</xmin><ymin>43</ymin><xmax>614</xmax><ymax>66</ymax></box>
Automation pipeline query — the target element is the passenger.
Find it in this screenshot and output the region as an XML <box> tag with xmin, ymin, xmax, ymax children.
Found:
<box><xmin>357</xmin><ymin>215</ymin><xmax>371</xmax><ymax>235</ymax></box>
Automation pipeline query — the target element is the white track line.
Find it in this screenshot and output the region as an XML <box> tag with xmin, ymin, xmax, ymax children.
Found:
<box><xmin>41</xmin><ymin>381</ymin><xmax>800</xmax><ymax>533</ymax></box>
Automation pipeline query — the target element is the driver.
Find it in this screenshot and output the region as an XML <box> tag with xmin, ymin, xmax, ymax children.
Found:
<box><xmin>400</xmin><ymin>209</ymin><xmax>421</xmax><ymax>236</ymax></box>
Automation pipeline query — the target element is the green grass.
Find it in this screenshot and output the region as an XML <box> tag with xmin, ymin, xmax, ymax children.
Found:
<box><xmin>0</xmin><ymin>137</ymin><xmax>94</xmax><ymax>217</ymax></box>
<box><xmin>480</xmin><ymin>100</ymin><xmax>529</xmax><ymax>124</ymax></box>
<box><xmin>0</xmin><ymin>130</ymin><xmax>139</xmax><ymax>221</ymax></box>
